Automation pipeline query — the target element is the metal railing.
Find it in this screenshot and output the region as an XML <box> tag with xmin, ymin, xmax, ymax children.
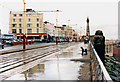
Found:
<box><xmin>89</xmin><ymin>42</ymin><xmax>112</xmax><ymax>81</ymax></box>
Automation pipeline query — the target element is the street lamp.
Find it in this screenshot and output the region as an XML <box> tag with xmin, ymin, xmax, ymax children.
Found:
<box><xmin>44</xmin><ymin>21</ymin><xmax>49</xmax><ymax>43</ymax></box>
<box><xmin>56</xmin><ymin>11</ymin><xmax>59</xmax><ymax>45</ymax></box>
<box><xmin>80</xmin><ymin>27</ymin><xmax>82</xmax><ymax>40</ymax></box>
<box><xmin>23</xmin><ymin>2</ymin><xmax>26</xmax><ymax>50</ymax></box>
<box><xmin>68</xmin><ymin>19</ymin><xmax>70</xmax><ymax>42</ymax></box>
<box><xmin>56</xmin><ymin>27</ymin><xmax>58</xmax><ymax>45</ymax></box>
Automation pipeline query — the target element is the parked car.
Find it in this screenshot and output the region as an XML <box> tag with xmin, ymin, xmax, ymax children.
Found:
<box><xmin>17</xmin><ymin>39</ymin><xmax>23</xmax><ymax>42</ymax></box>
<box><xmin>13</xmin><ymin>40</ymin><xmax>17</xmax><ymax>42</ymax></box>
<box><xmin>6</xmin><ymin>40</ymin><xmax>12</xmax><ymax>44</ymax></box>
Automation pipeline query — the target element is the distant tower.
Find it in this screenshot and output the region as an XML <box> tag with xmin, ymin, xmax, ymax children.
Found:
<box><xmin>86</xmin><ymin>17</ymin><xmax>90</xmax><ymax>37</ymax></box>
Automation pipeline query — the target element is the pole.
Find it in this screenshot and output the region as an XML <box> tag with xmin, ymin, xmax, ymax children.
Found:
<box><xmin>46</xmin><ymin>23</ymin><xmax>48</xmax><ymax>43</ymax></box>
<box><xmin>23</xmin><ymin>34</ymin><xmax>26</xmax><ymax>49</ymax></box>
<box><xmin>56</xmin><ymin>11</ymin><xmax>58</xmax><ymax>45</ymax></box>
<box><xmin>23</xmin><ymin>0</ymin><xmax>26</xmax><ymax>12</ymax></box>
<box><xmin>23</xmin><ymin>0</ymin><xmax>26</xmax><ymax>49</ymax></box>
<box><xmin>80</xmin><ymin>27</ymin><xmax>82</xmax><ymax>41</ymax></box>
<box><xmin>68</xmin><ymin>20</ymin><xmax>70</xmax><ymax>42</ymax></box>
<box><xmin>68</xmin><ymin>37</ymin><xmax>69</xmax><ymax>42</ymax></box>
<box><xmin>56</xmin><ymin>37</ymin><xmax>58</xmax><ymax>45</ymax></box>
<box><xmin>25</xmin><ymin>16</ymin><xmax>27</xmax><ymax>44</ymax></box>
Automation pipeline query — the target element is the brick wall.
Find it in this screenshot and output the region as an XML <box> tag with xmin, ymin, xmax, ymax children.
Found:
<box><xmin>113</xmin><ymin>47</ymin><xmax>120</xmax><ymax>61</ymax></box>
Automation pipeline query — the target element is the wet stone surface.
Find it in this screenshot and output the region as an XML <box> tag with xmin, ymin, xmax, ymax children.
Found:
<box><xmin>5</xmin><ymin>42</ymin><xmax>88</xmax><ymax>80</ymax></box>
<box><xmin>0</xmin><ymin>43</ymin><xmax>55</xmax><ymax>52</ymax></box>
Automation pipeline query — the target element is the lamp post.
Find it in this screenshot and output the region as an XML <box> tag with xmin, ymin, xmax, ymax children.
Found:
<box><xmin>80</xmin><ymin>27</ymin><xmax>82</xmax><ymax>41</ymax></box>
<box><xmin>56</xmin><ymin>11</ymin><xmax>58</xmax><ymax>45</ymax></box>
<box><xmin>68</xmin><ymin>19</ymin><xmax>70</xmax><ymax>42</ymax></box>
<box><xmin>23</xmin><ymin>0</ymin><xmax>26</xmax><ymax>50</ymax></box>
<box><xmin>56</xmin><ymin>28</ymin><xmax>58</xmax><ymax>45</ymax></box>
<box><xmin>44</xmin><ymin>21</ymin><xmax>48</xmax><ymax>43</ymax></box>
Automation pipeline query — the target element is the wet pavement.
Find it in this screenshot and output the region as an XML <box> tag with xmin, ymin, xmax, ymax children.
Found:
<box><xmin>0</xmin><ymin>43</ymin><xmax>55</xmax><ymax>52</ymax></box>
<box><xmin>3</xmin><ymin>42</ymin><xmax>88</xmax><ymax>80</ymax></box>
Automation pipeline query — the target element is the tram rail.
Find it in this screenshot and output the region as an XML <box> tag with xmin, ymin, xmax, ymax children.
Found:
<box><xmin>0</xmin><ymin>43</ymin><xmax>74</xmax><ymax>75</ymax></box>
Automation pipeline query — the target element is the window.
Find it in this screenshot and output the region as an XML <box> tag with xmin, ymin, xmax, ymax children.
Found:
<box><xmin>13</xmin><ymin>18</ymin><xmax>15</xmax><ymax>22</ymax></box>
<box><xmin>26</xmin><ymin>14</ymin><xmax>32</xmax><ymax>16</ymax></box>
<box><xmin>37</xmin><ymin>28</ymin><xmax>39</xmax><ymax>33</ymax></box>
<box><xmin>19</xmin><ymin>24</ymin><xmax>22</xmax><ymax>27</ymax></box>
<box><xmin>19</xmin><ymin>18</ymin><xmax>22</xmax><ymax>22</ymax></box>
<box><xmin>27</xmin><ymin>29</ymin><xmax>32</xmax><ymax>33</ymax></box>
<box><xmin>27</xmin><ymin>24</ymin><xmax>32</xmax><ymax>27</ymax></box>
<box><xmin>37</xmin><ymin>18</ymin><xmax>39</xmax><ymax>22</ymax></box>
<box><xmin>37</xmin><ymin>14</ymin><xmax>40</xmax><ymax>16</ymax></box>
<box><xmin>53</xmin><ymin>30</ymin><xmax>55</xmax><ymax>33</ymax></box>
<box><xmin>19</xmin><ymin>14</ymin><xmax>22</xmax><ymax>16</ymax></box>
<box><xmin>12</xmin><ymin>29</ymin><xmax>16</xmax><ymax>33</ymax></box>
<box><xmin>28</xmin><ymin>18</ymin><xmax>31</xmax><ymax>22</ymax></box>
<box><xmin>13</xmin><ymin>14</ymin><xmax>16</xmax><ymax>17</ymax></box>
<box><xmin>19</xmin><ymin>29</ymin><xmax>22</xmax><ymax>33</ymax></box>
<box><xmin>37</xmin><ymin>24</ymin><xmax>39</xmax><ymax>27</ymax></box>
<box><xmin>44</xmin><ymin>35</ymin><xmax>47</xmax><ymax>39</ymax></box>
<box><xmin>12</xmin><ymin>24</ymin><xmax>17</xmax><ymax>27</ymax></box>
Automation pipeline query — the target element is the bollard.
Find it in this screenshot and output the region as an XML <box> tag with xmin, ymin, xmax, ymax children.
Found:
<box><xmin>23</xmin><ymin>35</ymin><xmax>26</xmax><ymax>49</ymax></box>
<box><xmin>68</xmin><ymin>38</ymin><xmax>69</xmax><ymax>42</ymax></box>
<box><xmin>47</xmin><ymin>38</ymin><xmax>48</xmax><ymax>43</ymax></box>
<box><xmin>1</xmin><ymin>42</ymin><xmax>4</xmax><ymax>49</ymax></box>
<box><xmin>2</xmin><ymin>45</ymin><xmax>4</xmax><ymax>49</ymax></box>
<box><xmin>56</xmin><ymin>37</ymin><xmax>58</xmax><ymax>45</ymax></box>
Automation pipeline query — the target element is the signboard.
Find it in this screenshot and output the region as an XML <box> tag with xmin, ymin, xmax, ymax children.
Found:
<box><xmin>1</xmin><ymin>34</ymin><xmax>14</xmax><ymax>39</ymax></box>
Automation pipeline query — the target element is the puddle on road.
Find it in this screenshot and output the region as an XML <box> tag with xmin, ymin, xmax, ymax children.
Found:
<box><xmin>6</xmin><ymin>44</ymin><xmax>84</xmax><ymax>80</ymax></box>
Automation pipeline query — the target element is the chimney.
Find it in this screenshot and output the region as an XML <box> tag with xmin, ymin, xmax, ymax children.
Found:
<box><xmin>26</xmin><ymin>9</ymin><xmax>32</xmax><ymax>12</ymax></box>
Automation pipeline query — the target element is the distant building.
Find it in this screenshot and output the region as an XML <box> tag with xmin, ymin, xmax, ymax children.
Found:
<box><xmin>62</xmin><ymin>25</ymin><xmax>79</xmax><ymax>40</ymax></box>
<box><xmin>43</xmin><ymin>21</ymin><xmax>56</xmax><ymax>37</ymax></box>
<box><xmin>55</xmin><ymin>26</ymin><xmax>64</xmax><ymax>39</ymax></box>
<box><xmin>62</xmin><ymin>25</ymin><xmax>68</xmax><ymax>38</ymax></box>
<box><xmin>67</xmin><ymin>27</ymin><xmax>73</xmax><ymax>38</ymax></box>
<box><xmin>9</xmin><ymin>9</ymin><xmax>44</xmax><ymax>39</ymax></box>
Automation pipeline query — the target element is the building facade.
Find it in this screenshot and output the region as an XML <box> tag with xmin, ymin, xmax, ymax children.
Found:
<box><xmin>43</xmin><ymin>21</ymin><xmax>56</xmax><ymax>37</ymax></box>
<box><xmin>9</xmin><ymin>9</ymin><xmax>44</xmax><ymax>35</ymax></box>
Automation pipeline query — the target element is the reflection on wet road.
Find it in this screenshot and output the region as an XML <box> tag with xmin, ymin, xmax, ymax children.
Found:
<box><xmin>6</xmin><ymin>42</ymin><xmax>87</xmax><ymax>80</ymax></box>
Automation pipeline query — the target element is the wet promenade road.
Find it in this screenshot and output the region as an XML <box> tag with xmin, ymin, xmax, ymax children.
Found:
<box><xmin>0</xmin><ymin>42</ymin><xmax>88</xmax><ymax>80</ymax></box>
<box><xmin>0</xmin><ymin>43</ymin><xmax>55</xmax><ymax>52</ymax></box>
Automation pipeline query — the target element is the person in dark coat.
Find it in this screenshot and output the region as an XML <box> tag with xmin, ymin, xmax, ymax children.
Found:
<box><xmin>93</xmin><ymin>30</ymin><xmax>105</xmax><ymax>64</ymax></box>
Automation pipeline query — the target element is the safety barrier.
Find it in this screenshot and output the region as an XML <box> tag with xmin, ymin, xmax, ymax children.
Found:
<box><xmin>89</xmin><ymin>42</ymin><xmax>112</xmax><ymax>81</ymax></box>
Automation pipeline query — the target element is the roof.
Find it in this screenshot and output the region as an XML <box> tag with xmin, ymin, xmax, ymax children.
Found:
<box><xmin>10</xmin><ymin>11</ymin><xmax>24</xmax><ymax>14</ymax></box>
<box><xmin>10</xmin><ymin>11</ymin><xmax>43</xmax><ymax>14</ymax></box>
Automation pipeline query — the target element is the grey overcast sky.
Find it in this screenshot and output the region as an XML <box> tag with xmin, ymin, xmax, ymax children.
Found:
<box><xmin>0</xmin><ymin>0</ymin><xmax>119</xmax><ymax>39</ymax></box>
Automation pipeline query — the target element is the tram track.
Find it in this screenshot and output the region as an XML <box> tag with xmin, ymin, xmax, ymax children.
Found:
<box><xmin>0</xmin><ymin>46</ymin><xmax>55</xmax><ymax>66</ymax></box>
<box><xmin>0</xmin><ymin>48</ymin><xmax>58</xmax><ymax>69</ymax></box>
<box><xmin>0</xmin><ymin>45</ymin><xmax>59</xmax><ymax>65</ymax></box>
<box><xmin>0</xmin><ymin>43</ymin><xmax>74</xmax><ymax>75</ymax></box>
<box><xmin>0</xmin><ymin>49</ymin><xmax>60</xmax><ymax>73</ymax></box>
